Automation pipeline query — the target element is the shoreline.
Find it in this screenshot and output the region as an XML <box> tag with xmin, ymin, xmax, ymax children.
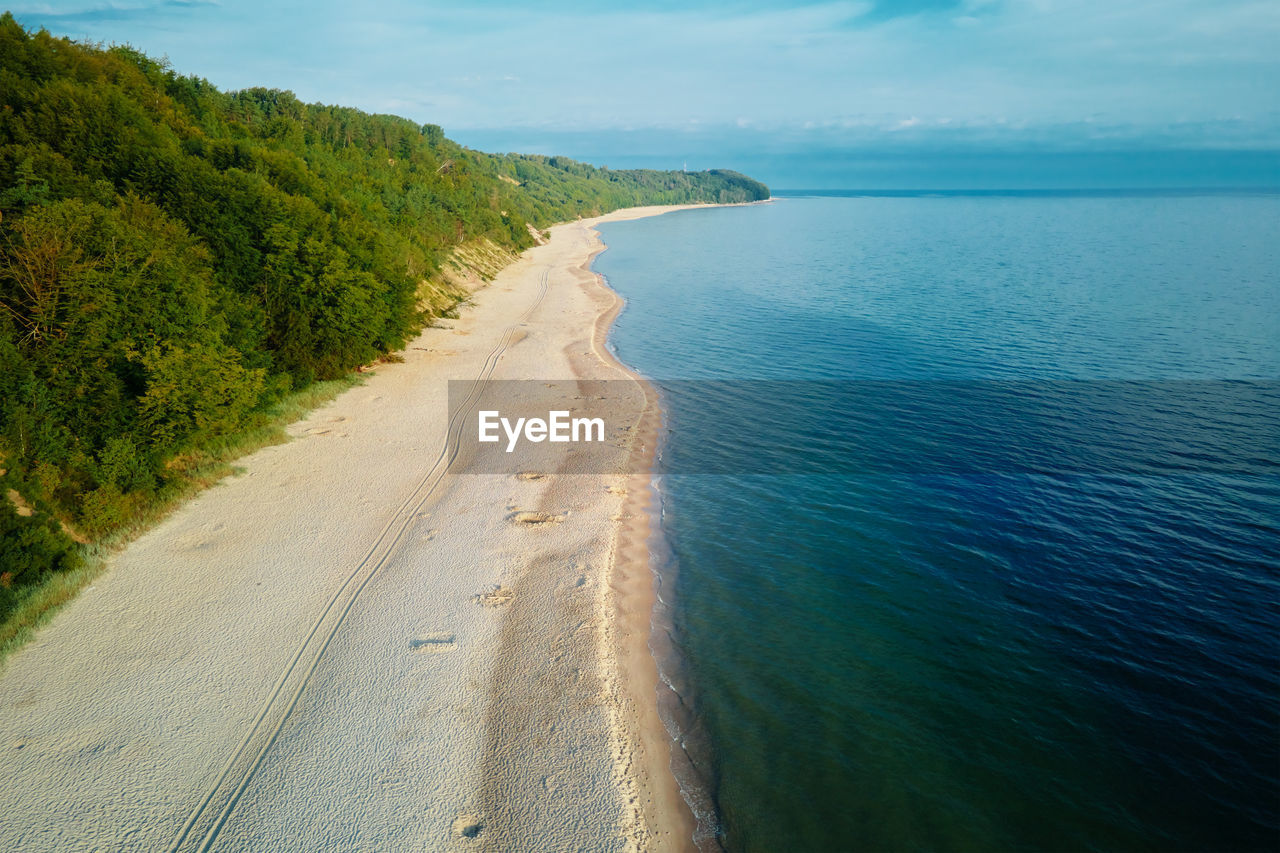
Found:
<box><xmin>581</xmin><ymin>204</ymin><xmax>765</xmax><ymax>851</ymax></box>
<box><xmin>0</xmin><ymin>202</ymin><xmax>740</xmax><ymax>851</ymax></box>
<box><xmin>578</xmin><ymin>211</ymin><xmax>698</xmax><ymax>851</ymax></box>
<box><xmin>468</xmin><ymin>203</ymin><xmax>726</xmax><ymax>851</ymax></box>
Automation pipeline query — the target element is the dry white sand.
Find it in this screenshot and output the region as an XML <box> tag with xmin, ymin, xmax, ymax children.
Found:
<box><xmin>0</xmin><ymin>206</ymin><xmax>708</xmax><ymax>852</ymax></box>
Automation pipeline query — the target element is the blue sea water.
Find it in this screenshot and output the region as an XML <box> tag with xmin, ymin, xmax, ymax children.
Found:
<box><xmin>594</xmin><ymin>192</ymin><xmax>1280</xmax><ymax>852</ymax></box>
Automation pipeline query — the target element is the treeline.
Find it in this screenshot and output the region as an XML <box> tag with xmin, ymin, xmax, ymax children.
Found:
<box><xmin>0</xmin><ymin>14</ymin><xmax>768</xmax><ymax>619</ymax></box>
<box><xmin>500</xmin><ymin>156</ymin><xmax>770</xmax><ymax>216</ymax></box>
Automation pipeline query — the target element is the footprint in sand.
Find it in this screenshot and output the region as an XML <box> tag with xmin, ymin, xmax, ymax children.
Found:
<box><xmin>473</xmin><ymin>586</ymin><xmax>513</xmax><ymax>608</ymax></box>
<box><xmin>409</xmin><ymin>633</ymin><xmax>457</xmax><ymax>653</ymax></box>
<box><xmin>177</xmin><ymin>533</ymin><xmax>214</xmax><ymax>551</ymax></box>
<box><xmin>508</xmin><ymin>510</ymin><xmax>565</xmax><ymax>526</ymax></box>
<box><xmin>451</xmin><ymin>815</ymin><xmax>484</xmax><ymax>841</ymax></box>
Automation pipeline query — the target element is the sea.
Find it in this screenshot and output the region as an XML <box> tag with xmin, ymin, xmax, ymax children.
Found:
<box><xmin>593</xmin><ymin>190</ymin><xmax>1280</xmax><ymax>852</ymax></box>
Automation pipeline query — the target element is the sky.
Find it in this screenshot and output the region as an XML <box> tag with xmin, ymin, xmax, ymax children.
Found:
<box><xmin>11</xmin><ymin>0</ymin><xmax>1280</xmax><ymax>188</ymax></box>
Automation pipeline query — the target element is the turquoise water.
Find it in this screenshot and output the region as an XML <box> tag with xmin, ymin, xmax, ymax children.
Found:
<box><xmin>595</xmin><ymin>193</ymin><xmax>1280</xmax><ymax>852</ymax></box>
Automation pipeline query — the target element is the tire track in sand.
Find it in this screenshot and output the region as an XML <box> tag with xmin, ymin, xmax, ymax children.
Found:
<box><xmin>166</xmin><ymin>268</ymin><xmax>550</xmax><ymax>853</ymax></box>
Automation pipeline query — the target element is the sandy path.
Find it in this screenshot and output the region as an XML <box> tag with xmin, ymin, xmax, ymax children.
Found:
<box><xmin>0</xmin><ymin>206</ymin><xmax>703</xmax><ymax>852</ymax></box>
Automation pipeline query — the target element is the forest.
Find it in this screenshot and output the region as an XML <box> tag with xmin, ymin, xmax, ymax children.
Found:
<box><xmin>0</xmin><ymin>14</ymin><xmax>768</xmax><ymax>631</ymax></box>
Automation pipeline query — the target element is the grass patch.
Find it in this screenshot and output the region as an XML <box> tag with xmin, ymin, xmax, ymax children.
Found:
<box><xmin>90</xmin><ymin>375</ymin><xmax>362</xmax><ymax>548</ymax></box>
<box><xmin>0</xmin><ymin>374</ymin><xmax>361</xmax><ymax>669</ymax></box>
<box><xmin>0</xmin><ymin>548</ymin><xmax>107</xmax><ymax>661</ymax></box>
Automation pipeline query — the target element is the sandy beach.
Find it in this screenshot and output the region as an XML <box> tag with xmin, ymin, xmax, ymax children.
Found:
<box><xmin>0</xmin><ymin>206</ymin><xmax>703</xmax><ymax>852</ymax></box>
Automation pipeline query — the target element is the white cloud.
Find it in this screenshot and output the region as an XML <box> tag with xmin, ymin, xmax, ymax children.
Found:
<box><xmin>15</xmin><ymin>0</ymin><xmax>1279</xmax><ymax>149</ymax></box>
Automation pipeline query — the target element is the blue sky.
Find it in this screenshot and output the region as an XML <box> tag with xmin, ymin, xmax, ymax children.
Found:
<box><xmin>12</xmin><ymin>1</ymin><xmax>1280</xmax><ymax>187</ymax></box>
